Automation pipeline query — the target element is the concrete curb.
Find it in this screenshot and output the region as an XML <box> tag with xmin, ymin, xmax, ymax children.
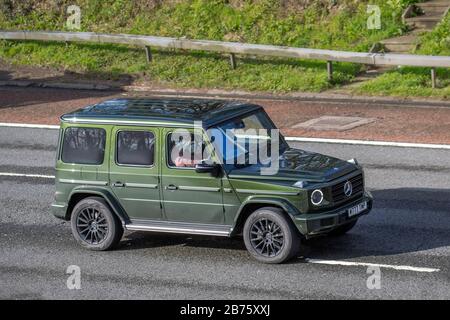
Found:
<box><xmin>1</xmin><ymin>79</ymin><xmax>449</xmax><ymax>108</ymax></box>
<box><xmin>0</xmin><ymin>80</ymin><xmax>111</xmax><ymax>91</ymax></box>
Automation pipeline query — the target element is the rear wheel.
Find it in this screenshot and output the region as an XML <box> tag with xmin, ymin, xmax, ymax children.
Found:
<box><xmin>70</xmin><ymin>197</ymin><xmax>123</xmax><ymax>251</ymax></box>
<box><xmin>243</xmin><ymin>207</ymin><xmax>301</xmax><ymax>264</ymax></box>
<box><xmin>328</xmin><ymin>219</ymin><xmax>358</xmax><ymax>237</ymax></box>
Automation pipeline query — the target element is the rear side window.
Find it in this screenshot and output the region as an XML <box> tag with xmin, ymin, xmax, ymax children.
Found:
<box><xmin>61</xmin><ymin>127</ymin><xmax>106</xmax><ymax>165</ymax></box>
<box><xmin>117</xmin><ymin>131</ymin><xmax>155</xmax><ymax>166</ymax></box>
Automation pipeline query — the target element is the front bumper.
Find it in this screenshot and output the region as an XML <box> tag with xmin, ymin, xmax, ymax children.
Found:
<box><xmin>293</xmin><ymin>191</ymin><xmax>373</xmax><ymax>238</ymax></box>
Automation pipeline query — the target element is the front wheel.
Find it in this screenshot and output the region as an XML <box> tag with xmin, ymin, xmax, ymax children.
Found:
<box><xmin>70</xmin><ymin>197</ymin><xmax>123</xmax><ymax>251</ymax></box>
<box><xmin>243</xmin><ymin>207</ymin><xmax>301</xmax><ymax>264</ymax></box>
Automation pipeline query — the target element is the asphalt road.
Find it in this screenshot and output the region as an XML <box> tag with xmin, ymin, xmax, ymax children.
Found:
<box><xmin>0</xmin><ymin>126</ymin><xmax>449</xmax><ymax>299</ymax></box>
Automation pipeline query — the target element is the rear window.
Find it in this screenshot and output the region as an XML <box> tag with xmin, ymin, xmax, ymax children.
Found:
<box><xmin>61</xmin><ymin>127</ymin><xmax>106</xmax><ymax>165</ymax></box>
<box><xmin>117</xmin><ymin>131</ymin><xmax>155</xmax><ymax>166</ymax></box>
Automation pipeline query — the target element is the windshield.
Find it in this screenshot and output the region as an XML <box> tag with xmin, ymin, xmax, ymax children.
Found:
<box><xmin>207</xmin><ymin>110</ymin><xmax>288</xmax><ymax>171</ymax></box>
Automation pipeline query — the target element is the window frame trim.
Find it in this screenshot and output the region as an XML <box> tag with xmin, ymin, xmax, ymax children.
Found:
<box><xmin>164</xmin><ymin>128</ymin><xmax>222</xmax><ymax>171</ymax></box>
<box><xmin>166</xmin><ymin>131</ymin><xmax>197</xmax><ymax>171</ymax></box>
<box><xmin>114</xmin><ymin>128</ymin><xmax>157</xmax><ymax>168</ymax></box>
<box><xmin>60</xmin><ymin>126</ymin><xmax>107</xmax><ymax>166</ymax></box>
<box><xmin>166</xmin><ymin>130</ymin><xmax>220</xmax><ymax>171</ymax></box>
<box><xmin>56</xmin><ymin>128</ymin><xmax>63</xmax><ymax>162</ymax></box>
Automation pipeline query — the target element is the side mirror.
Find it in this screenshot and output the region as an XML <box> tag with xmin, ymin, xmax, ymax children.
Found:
<box><xmin>347</xmin><ymin>158</ymin><xmax>359</xmax><ymax>166</ymax></box>
<box><xmin>195</xmin><ymin>163</ymin><xmax>221</xmax><ymax>177</ymax></box>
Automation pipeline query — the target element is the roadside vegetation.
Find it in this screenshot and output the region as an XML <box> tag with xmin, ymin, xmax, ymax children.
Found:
<box><xmin>354</xmin><ymin>13</ymin><xmax>450</xmax><ymax>98</ymax></box>
<box><xmin>0</xmin><ymin>0</ymin><xmax>448</xmax><ymax>97</ymax></box>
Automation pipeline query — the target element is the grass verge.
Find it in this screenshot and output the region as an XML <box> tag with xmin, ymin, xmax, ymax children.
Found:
<box><xmin>0</xmin><ymin>0</ymin><xmax>448</xmax><ymax>97</ymax></box>
<box><xmin>353</xmin><ymin>13</ymin><xmax>450</xmax><ymax>99</ymax></box>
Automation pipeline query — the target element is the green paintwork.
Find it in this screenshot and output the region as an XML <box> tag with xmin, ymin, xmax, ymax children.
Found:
<box><xmin>52</xmin><ymin>98</ymin><xmax>373</xmax><ymax>237</ymax></box>
<box><xmin>109</xmin><ymin>126</ymin><xmax>161</xmax><ymax>220</ymax></box>
<box><xmin>160</xmin><ymin>127</ymin><xmax>224</xmax><ymax>224</ymax></box>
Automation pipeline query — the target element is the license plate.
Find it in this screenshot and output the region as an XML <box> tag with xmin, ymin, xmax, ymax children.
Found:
<box><xmin>347</xmin><ymin>201</ymin><xmax>368</xmax><ymax>218</ymax></box>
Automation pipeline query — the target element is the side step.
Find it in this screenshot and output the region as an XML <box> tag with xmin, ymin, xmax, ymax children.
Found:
<box><xmin>125</xmin><ymin>219</ymin><xmax>232</xmax><ymax>237</ymax></box>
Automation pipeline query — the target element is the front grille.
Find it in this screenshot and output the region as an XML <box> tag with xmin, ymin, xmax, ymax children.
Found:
<box><xmin>331</xmin><ymin>173</ymin><xmax>364</xmax><ymax>203</ymax></box>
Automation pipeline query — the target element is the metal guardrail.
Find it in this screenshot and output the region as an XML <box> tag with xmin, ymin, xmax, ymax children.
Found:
<box><xmin>1</xmin><ymin>30</ymin><xmax>449</xmax><ymax>87</ymax></box>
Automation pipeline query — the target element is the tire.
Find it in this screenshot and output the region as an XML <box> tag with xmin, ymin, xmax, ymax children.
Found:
<box><xmin>243</xmin><ymin>207</ymin><xmax>301</xmax><ymax>264</ymax></box>
<box><xmin>70</xmin><ymin>197</ymin><xmax>123</xmax><ymax>251</ymax></box>
<box><xmin>328</xmin><ymin>219</ymin><xmax>358</xmax><ymax>237</ymax></box>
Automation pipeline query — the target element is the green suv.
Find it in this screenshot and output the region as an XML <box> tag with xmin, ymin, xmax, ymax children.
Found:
<box><xmin>52</xmin><ymin>98</ymin><xmax>372</xmax><ymax>263</ymax></box>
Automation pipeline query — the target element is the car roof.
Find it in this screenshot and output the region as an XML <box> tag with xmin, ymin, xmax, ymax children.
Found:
<box><xmin>61</xmin><ymin>98</ymin><xmax>263</xmax><ymax>127</ymax></box>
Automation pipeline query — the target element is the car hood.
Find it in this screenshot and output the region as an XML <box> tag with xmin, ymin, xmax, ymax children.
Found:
<box><xmin>227</xmin><ymin>148</ymin><xmax>358</xmax><ymax>183</ymax></box>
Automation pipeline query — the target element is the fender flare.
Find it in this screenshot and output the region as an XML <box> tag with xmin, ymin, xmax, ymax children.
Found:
<box><xmin>230</xmin><ymin>196</ymin><xmax>303</xmax><ymax>236</ymax></box>
<box><xmin>67</xmin><ymin>187</ymin><xmax>130</xmax><ymax>225</ymax></box>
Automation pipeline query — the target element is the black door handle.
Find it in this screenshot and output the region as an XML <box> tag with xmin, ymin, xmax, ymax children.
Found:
<box><xmin>166</xmin><ymin>184</ymin><xmax>178</xmax><ymax>191</ymax></box>
<box><xmin>113</xmin><ymin>182</ymin><xmax>125</xmax><ymax>187</ymax></box>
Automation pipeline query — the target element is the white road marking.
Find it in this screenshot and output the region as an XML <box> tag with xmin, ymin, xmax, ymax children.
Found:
<box><xmin>306</xmin><ymin>258</ymin><xmax>440</xmax><ymax>273</ymax></box>
<box><xmin>0</xmin><ymin>172</ymin><xmax>55</xmax><ymax>179</ymax></box>
<box><xmin>286</xmin><ymin>137</ymin><xmax>450</xmax><ymax>150</ymax></box>
<box><xmin>0</xmin><ymin>122</ymin><xmax>59</xmax><ymax>129</ymax></box>
<box><xmin>1</xmin><ymin>122</ymin><xmax>450</xmax><ymax>150</ymax></box>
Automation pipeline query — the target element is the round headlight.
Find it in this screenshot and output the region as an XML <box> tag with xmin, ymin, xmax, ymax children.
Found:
<box><xmin>311</xmin><ymin>189</ymin><xmax>324</xmax><ymax>206</ymax></box>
